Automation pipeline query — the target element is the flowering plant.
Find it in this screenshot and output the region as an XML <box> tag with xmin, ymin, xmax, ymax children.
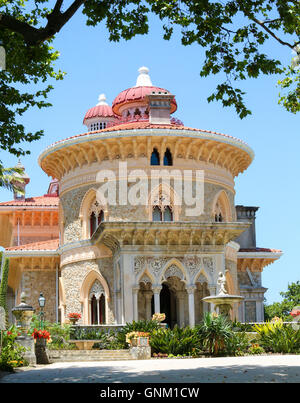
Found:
<box><xmin>125</xmin><ymin>331</ymin><xmax>150</xmax><ymax>343</ymax></box>
<box><xmin>152</xmin><ymin>313</ymin><xmax>166</xmax><ymax>322</ymax></box>
<box><xmin>67</xmin><ymin>312</ymin><xmax>81</xmax><ymax>320</ymax></box>
<box><xmin>31</xmin><ymin>328</ymin><xmax>51</xmax><ymax>341</ymax></box>
<box><xmin>290</xmin><ymin>308</ymin><xmax>300</xmax><ymax>318</ymax></box>
<box><xmin>271</xmin><ymin>316</ymin><xmax>282</xmax><ymax>322</ymax></box>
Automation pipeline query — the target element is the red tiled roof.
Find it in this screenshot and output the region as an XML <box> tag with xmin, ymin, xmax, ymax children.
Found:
<box><xmin>83</xmin><ymin>104</ymin><xmax>114</xmax><ymax>121</ymax></box>
<box><xmin>6</xmin><ymin>238</ymin><xmax>59</xmax><ymax>251</ymax></box>
<box><xmin>239</xmin><ymin>247</ymin><xmax>282</xmax><ymax>253</ymax></box>
<box><xmin>0</xmin><ymin>195</ymin><xmax>59</xmax><ymax>207</ymax></box>
<box><xmin>47</xmin><ymin>121</ymin><xmax>248</xmax><ymax>148</ymax></box>
<box><xmin>112</xmin><ymin>86</ymin><xmax>177</xmax><ymax>115</ymax></box>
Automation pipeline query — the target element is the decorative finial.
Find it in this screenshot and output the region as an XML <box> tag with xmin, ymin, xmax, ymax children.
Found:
<box><xmin>135</xmin><ymin>66</ymin><xmax>153</xmax><ymax>87</ymax></box>
<box><xmin>97</xmin><ymin>93</ymin><xmax>108</xmax><ymax>106</ymax></box>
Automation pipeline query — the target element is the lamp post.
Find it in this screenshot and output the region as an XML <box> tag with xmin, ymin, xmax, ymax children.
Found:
<box><xmin>38</xmin><ymin>292</ymin><xmax>46</xmax><ymax>330</ymax></box>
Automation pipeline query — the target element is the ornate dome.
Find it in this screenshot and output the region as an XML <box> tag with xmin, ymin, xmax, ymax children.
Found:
<box><xmin>112</xmin><ymin>67</ymin><xmax>177</xmax><ymax>116</ymax></box>
<box><xmin>83</xmin><ymin>94</ymin><xmax>116</xmax><ymax>131</ymax></box>
<box><xmin>83</xmin><ymin>94</ymin><xmax>114</xmax><ymax>121</ymax></box>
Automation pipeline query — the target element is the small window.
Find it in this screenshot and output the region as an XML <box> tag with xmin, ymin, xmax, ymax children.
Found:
<box><xmin>163</xmin><ymin>148</ymin><xmax>173</xmax><ymax>166</ymax></box>
<box><xmin>98</xmin><ymin>210</ymin><xmax>104</xmax><ymax>225</ymax></box>
<box><xmin>152</xmin><ymin>206</ymin><xmax>162</xmax><ymax>221</ymax></box>
<box><xmin>90</xmin><ymin>212</ymin><xmax>97</xmax><ymax>236</ymax></box>
<box><xmin>163</xmin><ymin>206</ymin><xmax>173</xmax><ymax>222</ymax></box>
<box><xmin>150</xmin><ymin>148</ymin><xmax>160</xmax><ymax>166</ymax></box>
<box><xmin>152</xmin><ymin>205</ymin><xmax>173</xmax><ymax>222</ymax></box>
<box><xmin>91</xmin><ymin>294</ymin><xmax>106</xmax><ymax>324</ymax></box>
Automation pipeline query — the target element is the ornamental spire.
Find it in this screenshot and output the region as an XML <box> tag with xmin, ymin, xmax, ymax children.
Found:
<box><xmin>135</xmin><ymin>66</ymin><xmax>153</xmax><ymax>87</ymax></box>
<box><xmin>97</xmin><ymin>93</ymin><xmax>108</xmax><ymax>106</ymax></box>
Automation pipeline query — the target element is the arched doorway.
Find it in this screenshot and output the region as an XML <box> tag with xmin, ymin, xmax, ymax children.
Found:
<box><xmin>160</xmin><ymin>283</ymin><xmax>174</xmax><ymax>328</ymax></box>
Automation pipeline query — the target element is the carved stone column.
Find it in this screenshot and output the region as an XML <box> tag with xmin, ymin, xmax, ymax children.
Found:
<box><xmin>187</xmin><ymin>286</ymin><xmax>196</xmax><ymax>327</ymax></box>
<box><xmin>177</xmin><ymin>291</ymin><xmax>186</xmax><ymax>328</ymax></box>
<box><xmin>132</xmin><ymin>286</ymin><xmax>139</xmax><ymax>321</ymax></box>
<box><xmin>152</xmin><ymin>285</ymin><xmax>162</xmax><ymax>314</ymax></box>
<box><xmin>144</xmin><ymin>291</ymin><xmax>153</xmax><ymax>320</ymax></box>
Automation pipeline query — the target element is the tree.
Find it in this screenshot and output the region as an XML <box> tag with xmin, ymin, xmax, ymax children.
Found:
<box><xmin>0</xmin><ymin>163</ymin><xmax>25</xmax><ymax>194</ymax></box>
<box><xmin>264</xmin><ymin>281</ymin><xmax>300</xmax><ymax>320</ymax></box>
<box><xmin>0</xmin><ymin>1</ymin><xmax>299</xmax><ymax>161</ymax></box>
<box><xmin>0</xmin><ymin>255</ymin><xmax>10</xmax><ymax>325</ymax></box>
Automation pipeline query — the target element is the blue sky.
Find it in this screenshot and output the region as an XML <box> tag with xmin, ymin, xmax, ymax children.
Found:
<box><xmin>0</xmin><ymin>10</ymin><xmax>299</xmax><ymax>305</ymax></box>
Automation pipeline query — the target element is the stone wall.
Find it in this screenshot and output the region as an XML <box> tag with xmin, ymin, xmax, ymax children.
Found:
<box><xmin>61</xmin><ymin>258</ymin><xmax>114</xmax><ymax>324</ymax></box>
<box><xmin>60</xmin><ymin>180</ymin><xmax>235</xmax><ymax>244</ymax></box>
<box><xmin>22</xmin><ymin>270</ymin><xmax>57</xmax><ymax>322</ymax></box>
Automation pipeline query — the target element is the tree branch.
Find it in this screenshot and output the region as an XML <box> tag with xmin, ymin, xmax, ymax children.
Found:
<box><xmin>250</xmin><ymin>16</ymin><xmax>295</xmax><ymax>50</ymax></box>
<box><xmin>0</xmin><ymin>0</ymin><xmax>86</xmax><ymax>46</ymax></box>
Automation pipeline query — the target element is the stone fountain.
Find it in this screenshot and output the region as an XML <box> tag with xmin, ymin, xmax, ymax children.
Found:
<box><xmin>12</xmin><ymin>291</ymin><xmax>36</xmax><ymax>365</ymax></box>
<box><xmin>202</xmin><ymin>272</ymin><xmax>244</xmax><ymax>319</ymax></box>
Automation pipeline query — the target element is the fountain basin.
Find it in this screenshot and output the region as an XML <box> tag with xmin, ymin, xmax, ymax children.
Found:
<box><xmin>202</xmin><ymin>294</ymin><xmax>244</xmax><ymax>317</ymax></box>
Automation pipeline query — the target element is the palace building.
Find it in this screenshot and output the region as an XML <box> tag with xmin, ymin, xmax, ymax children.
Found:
<box><xmin>0</xmin><ymin>67</ymin><xmax>282</xmax><ymax>327</ymax></box>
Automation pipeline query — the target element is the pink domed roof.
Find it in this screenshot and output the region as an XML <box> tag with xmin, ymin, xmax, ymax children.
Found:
<box><xmin>112</xmin><ymin>86</ymin><xmax>177</xmax><ymax>116</ymax></box>
<box><xmin>83</xmin><ymin>94</ymin><xmax>114</xmax><ymax>123</ymax></box>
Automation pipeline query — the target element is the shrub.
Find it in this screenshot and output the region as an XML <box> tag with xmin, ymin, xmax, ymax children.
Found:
<box><xmin>150</xmin><ymin>325</ymin><xmax>198</xmax><ymax>356</ymax></box>
<box><xmin>253</xmin><ymin>318</ymin><xmax>300</xmax><ymax>353</ymax></box>
<box><xmin>196</xmin><ymin>313</ymin><xmax>233</xmax><ymax>356</ymax></box>
<box><xmin>0</xmin><ymin>325</ymin><xmax>27</xmax><ymax>371</ymax></box>
<box><xmin>224</xmin><ymin>331</ymin><xmax>250</xmax><ymax>356</ymax></box>
<box><xmin>28</xmin><ymin>315</ymin><xmax>72</xmax><ymax>350</ymax></box>
<box><xmin>0</xmin><ymin>257</ymin><xmax>9</xmax><ymax>325</ymax></box>
<box><xmin>116</xmin><ymin>320</ymin><xmax>161</xmax><ymax>348</ymax></box>
<box><xmin>248</xmin><ymin>343</ymin><xmax>265</xmax><ymax>355</ymax></box>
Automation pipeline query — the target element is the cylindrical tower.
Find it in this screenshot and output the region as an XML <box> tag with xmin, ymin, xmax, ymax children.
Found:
<box><xmin>39</xmin><ymin>67</ymin><xmax>253</xmax><ymax>326</ymax></box>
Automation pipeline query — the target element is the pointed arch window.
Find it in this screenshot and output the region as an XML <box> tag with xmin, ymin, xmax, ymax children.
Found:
<box><xmin>90</xmin><ymin>212</ymin><xmax>97</xmax><ymax>236</ymax></box>
<box><xmin>89</xmin><ymin>200</ymin><xmax>105</xmax><ymax>237</ymax></box>
<box><xmin>89</xmin><ymin>280</ymin><xmax>106</xmax><ymax>325</ymax></box>
<box><xmin>152</xmin><ymin>205</ymin><xmax>174</xmax><ymax>222</ymax></box>
<box><xmin>98</xmin><ymin>210</ymin><xmax>104</xmax><ymax>226</ymax></box>
<box><xmin>214</xmin><ymin>201</ymin><xmax>224</xmax><ymax>222</ymax></box>
<box><xmin>150</xmin><ymin>148</ymin><xmax>160</xmax><ymax>166</ymax></box>
<box><xmin>163</xmin><ymin>148</ymin><xmax>173</xmax><ymax>166</ymax></box>
<box><xmin>163</xmin><ymin>206</ymin><xmax>173</xmax><ymax>221</ymax></box>
<box><xmin>152</xmin><ymin>205</ymin><xmax>162</xmax><ymax>221</ymax></box>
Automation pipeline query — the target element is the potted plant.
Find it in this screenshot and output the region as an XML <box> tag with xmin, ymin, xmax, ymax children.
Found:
<box><xmin>31</xmin><ymin>328</ymin><xmax>51</xmax><ymax>364</ymax></box>
<box><xmin>152</xmin><ymin>313</ymin><xmax>166</xmax><ymax>328</ymax></box>
<box><xmin>67</xmin><ymin>312</ymin><xmax>81</xmax><ymax>325</ymax></box>
<box><xmin>126</xmin><ymin>331</ymin><xmax>150</xmax><ymax>347</ymax></box>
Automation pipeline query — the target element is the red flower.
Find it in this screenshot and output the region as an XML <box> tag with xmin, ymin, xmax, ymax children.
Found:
<box><xmin>290</xmin><ymin>309</ymin><xmax>300</xmax><ymax>317</ymax></box>
<box><xmin>31</xmin><ymin>328</ymin><xmax>51</xmax><ymax>340</ymax></box>
<box><xmin>67</xmin><ymin>312</ymin><xmax>81</xmax><ymax>319</ymax></box>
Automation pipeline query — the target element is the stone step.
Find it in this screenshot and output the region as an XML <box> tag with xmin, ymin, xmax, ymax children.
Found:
<box><xmin>48</xmin><ymin>349</ymin><xmax>135</xmax><ymax>363</ymax></box>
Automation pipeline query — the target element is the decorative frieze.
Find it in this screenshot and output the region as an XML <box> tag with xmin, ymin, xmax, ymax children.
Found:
<box><xmin>133</xmin><ymin>255</ymin><xmax>215</xmax><ymax>285</ymax></box>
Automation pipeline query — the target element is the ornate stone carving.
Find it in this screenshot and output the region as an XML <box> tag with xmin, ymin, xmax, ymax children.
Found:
<box><xmin>203</xmin><ymin>257</ymin><xmax>214</xmax><ymax>273</ymax></box>
<box><xmin>89</xmin><ymin>280</ymin><xmax>105</xmax><ymax>299</ymax></box>
<box><xmin>196</xmin><ymin>274</ymin><xmax>207</xmax><ymax>284</ymax></box>
<box><xmin>139</xmin><ymin>274</ymin><xmax>152</xmax><ymax>285</ymax></box>
<box><xmin>149</xmin><ymin>258</ymin><xmax>168</xmax><ymax>277</ymax></box>
<box><xmin>134</xmin><ymin>256</ymin><xmax>146</xmax><ymax>275</ymax></box>
<box><xmin>164</xmin><ymin>264</ymin><xmax>184</xmax><ymax>280</ymax></box>
<box><xmin>183</xmin><ymin>256</ymin><xmax>201</xmax><ymax>278</ymax></box>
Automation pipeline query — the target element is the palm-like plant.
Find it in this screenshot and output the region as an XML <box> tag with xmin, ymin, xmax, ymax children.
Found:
<box><xmin>196</xmin><ymin>312</ymin><xmax>233</xmax><ymax>356</ymax></box>
<box><xmin>0</xmin><ymin>164</ymin><xmax>25</xmax><ymax>195</ymax></box>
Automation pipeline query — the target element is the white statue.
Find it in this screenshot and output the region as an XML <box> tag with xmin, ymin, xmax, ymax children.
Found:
<box><xmin>217</xmin><ymin>272</ymin><xmax>227</xmax><ymax>295</ymax></box>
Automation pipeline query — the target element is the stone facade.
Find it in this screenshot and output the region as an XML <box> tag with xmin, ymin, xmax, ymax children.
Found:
<box><xmin>22</xmin><ymin>270</ymin><xmax>57</xmax><ymax>323</ymax></box>
<box><xmin>2</xmin><ymin>68</ymin><xmax>282</xmax><ymax>326</ymax></box>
